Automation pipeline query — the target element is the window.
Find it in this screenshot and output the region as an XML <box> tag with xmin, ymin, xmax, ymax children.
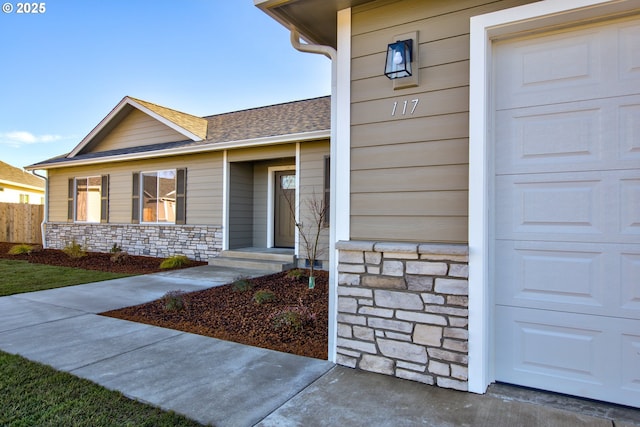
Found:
<box><xmin>75</xmin><ymin>177</ymin><xmax>101</xmax><ymax>222</ymax></box>
<box><xmin>19</xmin><ymin>194</ymin><xmax>29</xmax><ymax>204</ymax></box>
<box><xmin>141</xmin><ymin>170</ymin><xmax>176</xmax><ymax>223</ymax></box>
<box><xmin>68</xmin><ymin>176</ymin><xmax>108</xmax><ymax>223</ymax></box>
<box><xmin>132</xmin><ymin>169</ymin><xmax>186</xmax><ymax>225</ymax></box>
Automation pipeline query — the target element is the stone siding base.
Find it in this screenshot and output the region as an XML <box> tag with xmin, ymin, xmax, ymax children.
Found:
<box><xmin>45</xmin><ymin>222</ymin><xmax>222</xmax><ymax>261</ymax></box>
<box><xmin>336</xmin><ymin>240</ymin><xmax>469</xmax><ymax>391</ymax></box>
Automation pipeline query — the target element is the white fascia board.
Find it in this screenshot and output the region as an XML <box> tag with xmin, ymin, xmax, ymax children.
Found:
<box><xmin>67</xmin><ymin>97</ymin><xmax>203</xmax><ymax>158</ymax></box>
<box><xmin>467</xmin><ymin>0</ymin><xmax>637</xmax><ymax>395</ymax></box>
<box><xmin>27</xmin><ymin>129</ymin><xmax>330</xmax><ymax>170</ymax></box>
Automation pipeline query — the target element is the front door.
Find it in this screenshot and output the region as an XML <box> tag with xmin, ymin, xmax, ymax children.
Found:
<box><xmin>274</xmin><ymin>170</ymin><xmax>295</xmax><ymax>248</ymax></box>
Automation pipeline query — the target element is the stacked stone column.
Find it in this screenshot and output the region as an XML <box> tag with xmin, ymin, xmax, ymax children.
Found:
<box><xmin>336</xmin><ymin>241</ymin><xmax>469</xmax><ymax>391</ymax></box>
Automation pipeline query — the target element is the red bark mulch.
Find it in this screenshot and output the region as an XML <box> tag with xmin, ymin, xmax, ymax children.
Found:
<box><xmin>0</xmin><ymin>242</ymin><xmax>328</xmax><ymax>360</ymax></box>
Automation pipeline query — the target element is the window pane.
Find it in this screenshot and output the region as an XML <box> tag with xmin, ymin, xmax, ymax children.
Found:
<box><xmin>87</xmin><ymin>177</ymin><xmax>102</xmax><ymax>222</ymax></box>
<box><xmin>158</xmin><ymin>170</ymin><xmax>176</xmax><ymax>223</ymax></box>
<box><xmin>76</xmin><ymin>178</ymin><xmax>88</xmax><ymax>221</ymax></box>
<box><xmin>142</xmin><ymin>172</ymin><xmax>158</xmax><ymax>222</ymax></box>
<box><xmin>75</xmin><ymin>177</ymin><xmax>102</xmax><ymax>222</ymax></box>
<box><xmin>281</xmin><ymin>174</ymin><xmax>295</xmax><ymax>190</ymax></box>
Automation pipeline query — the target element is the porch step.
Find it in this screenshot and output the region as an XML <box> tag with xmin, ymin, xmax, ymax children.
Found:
<box><xmin>208</xmin><ymin>249</ymin><xmax>295</xmax><ymax>272</ymax></box>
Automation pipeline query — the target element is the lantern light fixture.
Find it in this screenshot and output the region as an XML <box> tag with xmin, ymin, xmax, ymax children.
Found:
<box><xmin>384</xmin><ymin>39</ymin><xmax>413</xmax><ymax>80</ymax></box>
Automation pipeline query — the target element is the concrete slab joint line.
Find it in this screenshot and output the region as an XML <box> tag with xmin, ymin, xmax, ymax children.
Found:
<box><xmin>0</xmin><ymin>266</ymin><xmax>637</xmax><ymax>425</ymax></box>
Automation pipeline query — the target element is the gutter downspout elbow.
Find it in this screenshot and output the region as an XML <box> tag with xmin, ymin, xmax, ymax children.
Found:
<box><xmin>290</xmin><ymin>28</ymin><xmax>336</xmax><ymax>60</ymax></box>
<box><xmin>32</xmin><ymin>170</ymin><xmax>48</xmax><ymax>248</ymax></box>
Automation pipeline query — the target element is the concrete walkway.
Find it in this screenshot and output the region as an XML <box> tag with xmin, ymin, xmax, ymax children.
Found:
<box><xmin>0</xmin><ymin>266</ymin><xmax>638</xmax><ymax>426</ymax></box>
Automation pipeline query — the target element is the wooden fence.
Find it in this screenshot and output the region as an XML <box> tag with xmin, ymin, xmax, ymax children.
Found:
<box><xmin>0</xmin><ymin>202</ymin><xmax>44</xmax><ymax>244</ymax></box>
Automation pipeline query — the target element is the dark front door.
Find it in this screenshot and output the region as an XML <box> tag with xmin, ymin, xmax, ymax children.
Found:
<box><xmin>274</xmin><ymin>170</ymin><xmax>295</xmax><ymax>248</ymax></box>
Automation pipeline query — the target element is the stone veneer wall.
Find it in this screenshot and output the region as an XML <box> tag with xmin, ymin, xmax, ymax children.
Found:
<box><xmin>45</xmin><ymin>222</ymin><xmax>222</xmax><ymax>261</ymax></box>
<box><xmin>335</xmin><ymin>240</ymin><xmax>469</xmax><ymax>391</ymax></box>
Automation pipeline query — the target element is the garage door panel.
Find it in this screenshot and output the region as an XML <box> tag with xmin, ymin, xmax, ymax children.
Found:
<box><xmin>619</xmin><ymin>103</ymin><xmax>640</xmax><ymax>161</ymax></box>
<box><xmin>495</xmin><ymin>95</ymin><xmax>640</xmax><ymax>175</ymax></box>
<box><xmin>622</xmin><ymin>332</ymin><xmax>640</xmax><ymax>393</ymax></box>
<box><xmin>495</xmin><ymin>174</ymin><xmax>607</xmax><ymax>240</ymax></box>
<box><xmin>621</xmin><ymin>252</ymin><xmax>640</xmax><ymax>311</ymax></box>
<box><xmin>495</xmin><ymin>18</ymin><xmax>640</xmax><ymax>111</ymax></box>
<box><xmin>496</xmin><ymin>306</ymin><xmax>639</xmax><ymax>407</ymax></box>
<box><xmin>619</xmin><ymin>21</ymin><xmax>640</xmax><ymax>81</ymax></box>
<box><xmin>621</xmin><ymin>178</ymin><xmax>640</xmax><ymax>236</ymax></box>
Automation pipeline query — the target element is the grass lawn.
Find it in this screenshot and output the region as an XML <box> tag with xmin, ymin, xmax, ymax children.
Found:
<box><xmin>0</xmin><ymin>259</ymin><xmax>131</xmax><ymax>297</ymax></box>
<box><xmin>0</xmin><ymin>350</ymin><xmax>204</xmax><ymax>427</ymax></box>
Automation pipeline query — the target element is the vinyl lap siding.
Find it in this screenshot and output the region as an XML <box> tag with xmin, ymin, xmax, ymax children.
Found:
<box><xmin>350</xmin><ymin>0</ymin><xmax>536</xmax><ymax>243</ymax></box>
<box><xmin>92</xmin><ymin>109</ymin><xmax>187</xmax><ymax>153</ymax></box>
<box><xmin>47</xmin><ymin>152</ymin><xmax>223</xmax><ymax>225</ymax></box>
<box><xmin>299</xmin><ymin>140</ymin><xmax>330</xmax><ymax>261</ymax></box>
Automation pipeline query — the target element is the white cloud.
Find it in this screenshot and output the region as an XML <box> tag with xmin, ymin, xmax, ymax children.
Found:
<box><xmin>0</xmin><ymin>131</ymin><xmax>64</xmax><ymax>147</ymax></box>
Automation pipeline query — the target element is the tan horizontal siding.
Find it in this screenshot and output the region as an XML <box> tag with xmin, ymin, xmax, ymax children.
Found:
<box><xmin>351</xmin><ymin>216</ymin><xmax>468</xmax><ymax>243</ymax></box>
<box><xmin>93</xmin><ymin>109</ymin><xmax>187</xmax><ymax>153</ymax></box>
<box><xmin>351</xmin><ymin>35</ymin><xmax>470</xmax><ymax>81</ymax></box>
<box><xmin>351</xmin><ymin>191</ymin><xmax>468</xmax><ymax>217</ymax></box>
<box><xmin>352</xmin><ymin>113</ymin><xmax>469</xmax><ymax>148</ymax></box>
<box><xmin>351</xmin><ymin>86</ymin><xmax>469</xmax><ymax>126</ymax></box>
<box><xmin>352</xmin><ymin>165</ymin><xmax>468</xmax><ymax>193</ymax></box>
<box><xmin>227</xmin><ymin>144</ymin><xmax>296</xmax><ymax>162</ymax></box>
<box><xmin>352</xmin><ymin>61</ymin><xmax>469</xmax><ymax>104</ymax></box>
<box><xmin>351</xmin><ymin>139</ymin><xmax>469</xmax><ymax>171</ymax></box>
<box><xmin>349</xmin><ymin>0</ymin><xmax>537</xmax><ymax>243</ymax></box>
<box><xmin>47</xmin><ymin>152</ymin><xmax>223</xmax><ymax>225</ymax></box>
<box><xmin>299</xmin><ymin>140</ymin><xmax>330</xmax><ymax>261</ymax></box>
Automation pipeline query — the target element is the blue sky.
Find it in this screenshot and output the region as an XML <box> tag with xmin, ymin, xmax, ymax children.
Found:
<box><xmin>0</xmin><ymin>0</ymin><xmax>331</xmax><ymax>169</ymax></box>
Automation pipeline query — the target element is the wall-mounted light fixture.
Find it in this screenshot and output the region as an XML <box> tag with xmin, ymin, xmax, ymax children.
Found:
<box><xmin>385</xmin><ymin>39</ymin><xmax>413</xmax><ymax>79</ymax></box>
<box><xmin>385</xmin><ymin>31</ymin><xmax>419</xmax><ymax>90</ymax></box>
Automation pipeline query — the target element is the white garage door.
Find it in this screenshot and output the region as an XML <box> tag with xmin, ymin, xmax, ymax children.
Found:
<box><xmin>493</xmin><ymin>15</ymin><xmax>640</xmax><ymax>407</ymax></box>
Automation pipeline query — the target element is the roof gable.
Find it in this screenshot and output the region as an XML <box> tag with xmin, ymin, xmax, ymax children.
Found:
<box><xmin>68</xmin><ymin>96</ymin><xmax>208</xmax><ymax>157</ymax></box>
<box><xmin>0</xmin><ymin>160</ymin><xmax>45</xmax><ymax>189</ymax></box>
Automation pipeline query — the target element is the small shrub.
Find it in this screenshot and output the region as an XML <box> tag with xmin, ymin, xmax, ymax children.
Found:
<box><xmin>162</xmin><ymin>290</ymin><xmax>187</xmax><ymax>312</ymax></box>
<box><xmin>160</xmin><ymin>255</ymin><xmax>190</xmax><ymax>270</ymax></box>
<box><xmin>252</xmin><ymin>289</ymin><xmax>276</xmax><ymax>305</ymax></box>
<box><xmin>8</xmin><ymin>244</ymin><xmax>33</xmax><ymax>255</ymax></box>
<box><xmin>286</xmin><ymin>269</ymin><xmax>305</xmax><ymax>280</ymax></box>
<box><xmin>110</xmin><ymin>243</ymin><xmax>122</xmax><ymax>253</ymax></box>
<box><xmin>62</xmin><ymin>239</ymin><xmax>86</xmax><ymax>259</ymax></box>
<box><xmin>231</xmin><ymin>277</ymin><xmax>253</xmax><ymax>292</ymax></box>
<box><xmin>110</xmin><ymin>251</ymin><xmax>129</xmax><ymax>264</ymax></box>
<box><xmin>269</xmin><ymin>299</ymin><xmax>316</xmax><ymax>332</ymax></box>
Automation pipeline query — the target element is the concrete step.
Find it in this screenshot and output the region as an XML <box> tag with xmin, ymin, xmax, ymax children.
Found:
<box><xmin>209</xmin><ymin>256</ymin><xmax>295</xmax><ymax>272</ymax></box>
<box><xmin>220</xmin><ymin>249</ymin><xmax>294</xmax><ymax>263</ymax></box>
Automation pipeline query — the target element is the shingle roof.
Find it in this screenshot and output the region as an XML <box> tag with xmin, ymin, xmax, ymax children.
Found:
<box><xmin>130</xmin><ymin>97</ymin><xmax>208</xmax><ymax>140</ymax></box>
<box><xmin>28</xmin><ymin>96</ymin><xmax>330</xmax><ymax>169</ymax></box>
<box><xmin>204</xmin><ymin>96</ymin><xmax>331</xmax><ymax>142</ymax></box>
<box><xmin>0</xmin><ymin>160</ymin><xmax>45</xmax><ymax>188</ymax></box>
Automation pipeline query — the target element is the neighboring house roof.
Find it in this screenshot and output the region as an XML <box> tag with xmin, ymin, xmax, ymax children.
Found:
<box><xmin>28</xmin><ymin>96</ymin><xmax>331</xmax><ymax>170</ymax></box>
<box><xmin>0</xmin><ymin>160</ymin><xmax>45</xmax><ymax>190</ymax></box>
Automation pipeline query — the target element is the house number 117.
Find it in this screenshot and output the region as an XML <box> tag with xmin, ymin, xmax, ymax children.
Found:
<box><xmin>391</xmin><ymin>98</ymin><xmax>419</xmax><ymax>116</ymax></box>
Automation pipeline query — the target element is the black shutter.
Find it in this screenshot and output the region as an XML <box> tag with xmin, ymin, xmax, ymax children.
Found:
<box><xmin>100</xmin><ymin>175</ymin><xmax>109</xmax><ymax>223</ymax></box>
<box><xmin>132</xmin><ymin>172</ymin><xmax>140</xmax><ymax>224</ymax></box>
<box><xmin>67</xmin><ymin>178</ymin><xmax>74</xmax><ymax>222</ymax></box>
<box><xmin>176</xmin><ymin>168</ymin><xmax>187</xmax><ymax>225</ymax></box>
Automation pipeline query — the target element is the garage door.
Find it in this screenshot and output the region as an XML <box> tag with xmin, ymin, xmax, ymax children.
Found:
<box><xmin>492</xmin><ymin>15</ymin><xmax>640</xmax><ymax>407</ymax></box>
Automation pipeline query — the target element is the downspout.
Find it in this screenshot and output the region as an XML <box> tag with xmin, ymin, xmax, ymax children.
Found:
<box><xmin>32</xmin><ymin>170</ymin><xmax>48</xmax><ymax>248</ymax></box>
<box><xmin>289</xmin><ymin>27</ymin><xmax>339</xmax><ymax>363</ymax></box>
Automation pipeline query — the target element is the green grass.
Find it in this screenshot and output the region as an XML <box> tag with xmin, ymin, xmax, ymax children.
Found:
<box><xmin>0</xmin><ymin>259</ymin><xmax>132</xmax><ymax>297</ymax></box>
<box><xmin>0</xmin><ymin>350</ymin><xmax>205</xmax><ymax>427</ymax></box>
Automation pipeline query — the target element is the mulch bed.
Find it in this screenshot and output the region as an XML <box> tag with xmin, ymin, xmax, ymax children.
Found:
<box><xmin>0</xmin><ymin>242</ymin><xmax>328</xmax><ymax>360</ymax></box>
